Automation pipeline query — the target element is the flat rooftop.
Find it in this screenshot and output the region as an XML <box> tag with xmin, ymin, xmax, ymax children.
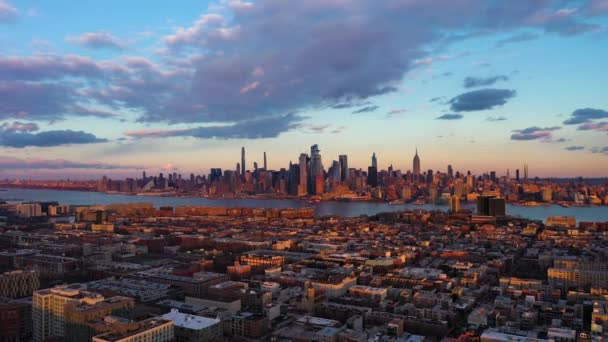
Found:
<box><xmin>161</xmin><ymin>309</ymin><xmax>221</xmax><ymax>330</ymax></box>
<box><xmin>296</xmin><ymin>316</ymin><xmax>341</xmax><ymax>327</ymax></box>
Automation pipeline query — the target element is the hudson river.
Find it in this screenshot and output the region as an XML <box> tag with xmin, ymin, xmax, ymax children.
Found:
<box><xmin>1</xmin><ymin>188</ymin><xmax>607</xmax><ymax>222</ymax></box>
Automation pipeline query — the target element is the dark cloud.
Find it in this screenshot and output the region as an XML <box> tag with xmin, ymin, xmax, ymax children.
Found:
<box><xmin>148</xmin><ymin>0</ymin><xmax>599</xmax><ymax>126</ymax></box>
<box><xmin>0</xmin><ymin>128</ymin><xmax>108</xmax><ymax>148</ymax></box>
<box><xmin>0</xmin><ymin>55</ymin><xmax>102</xmax><ymax>81</ymax></box>
<box><xmin>70</xmin><ymin>105</ymin><xmax>121</xmax><ymax>119</ymax></box>
<box><xmin>0</xmin><ymin>55</ymin><xmax>117</xmax><ymax>122</ymax></box>
<box><xmin>585</xmin><ymin>0</ymin><xmax>608</xmax><ymax>16</ymax></box>
<box><xmin>565</xmin><ymin>146</ymin><xmax>585</xmax><ymax>151</ymax></box>
<box><xmin>463</xmin><ymin>75</ymin><xmax>509</xmax><ymax>88</ymax></box>
<box><xmin>299</xmin><ymin>123</ymin><xmax>331</xmax><ymax>134</ymax></box>
<box><xmin>386</xmin><ymin>109</ymin><xmax>407</xmax><ymax>118</ymax></box>
<box><xmin>0</xmin><ymin>55</ymin><xmax>164</xmax><ymax>122</ymax></box>
<box><xmin>545</xmin><ymin>21</ymin><xmax>600</xmax><ymax>36</ymax></box>
<box><xmin>125</xmin><ymin>113</ymin><xmax>304</xmax><ymax>140</ymax></box>
<box><xmin>433</xmin><ymin>72</ymin><xmax>453</xmax><ymax>79</ymax></box>
<box><xmin>437</xmin><ymin>114</ymin><xmax>463</xmax><ymax>120</ymax></box>
<box><xmin>524</xmin><ymin>7</ymin><xmax>601</xmax><ymax>36</ymax></box>
<box><xmin>0</xmin><ymin>156</ymin><xmax>141</xmax><ymax>170</ymax></box>
<box><xmin>511</xmin><ymin>126</ymin><xmax>561</xmax><ymax>141</ymax></box>
<box><xmin>330</xmin><ymin>125</ymin><xmax>348</xmax><ymax>134</ymax></box>
<box><xmin>430</xmin><ymin>96</ymin><xmax>446</xmax><ymax>103</ymax></box>
<box><xmin>331</xmin><ymin>103</ymin><xmax>353</xmax><ymax>109</ymax></box>
<box><xmin>352</xmin><ymin>105</ymin><xmax>379</xmax><ymax>114</ymax></box>
<box><xmin>1</xmin><ymin>121</ymin><xmax>39</xmax><ymax>133</ymax></box>
<box><xmin>496</xmin><ymin>32</ymin><xmax>539</xmax><ymax>47</ymax></box>
<box><xmin>0</xmin><ymin>81</ymin><xmax>75</xmax><ymax>121</ymax></box>
<box><xmin>486</xmin><ymin>116</ymin><xmax>507</xmax><ymax>122</ymax></box>
<box><xmin>563</xmin><ymin>108</ymin><xmax>608</xmax><ymax>125</ymax></box>
<box><xmin>449</xmin><ymin>89</ymin><xmax>516</xmax><ymax>112</ymax></box>
<box><xmin>591</xmin><ymin>146</ymin><xmax>608</xmax><ymax>155</ymax></box>
<box><xmin>578</xmin><ymin>121</ymin><xmax>608</xmax><ymax>131</ymax></box>
<box><xmin>67</xmin><ymin>32</ymin><xmax>126</xmax><ymax>50</ymax></box>
<box><xmin>481</xmin><ymin>2</ymin><xmax>599</xmax><ymax>35</ymax></box>
<box><xmin>331</xmin><ymin>101</ymin><xmax>370</xmax><ymax>109</ymax></box>
<box><xmin>387</xmin><ymin>109</ymin><xmax>407</xmax><ymax>115</ymax></box>
<box><xmin>0</xmin><ymin>1</ymin><xmax>18</xmax><ymax>22</ymax></box>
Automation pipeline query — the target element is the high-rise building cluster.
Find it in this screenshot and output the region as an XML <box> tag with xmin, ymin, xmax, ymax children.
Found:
<box><xmin>89</xmin><ymin>146</ymin><xmax>608</xmax><ymax>209</ymax></box>
<box><xmin>0</xmin><ymin>146</ymin><xmax>604</xmax><ymax>207</ymax></box>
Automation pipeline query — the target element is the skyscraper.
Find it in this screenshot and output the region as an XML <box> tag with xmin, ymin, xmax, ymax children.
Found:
<box><xmin>309</xmin><ymin>145</ymin><xmax>323</xmax><ymax>194</ymax></box>
<box><xmin>516</xmin><ymin>169</ymin><xmax>520</xmax><ymax>182</ymax></box>
<box><xmin>241</xmin><ymin>147</ymin><xmax>246</xmax><ymax>176</ymax></box>
<box><xmin>339</xmin><ymin>155</ymin><xmax>348</xmax><ymax>182</ymax></box>
<box><xmin>413</xmin><ymin>149</ymin><xmax>421</xmax><ymax>180</ymax></box>
<box><xmin>329</xmin><ymin>160</ymin><xmax>341</xmax><ymax>184</ymax></box>
<box><xmin>288</xmin><ymin>162</ymin><xmax>299</xmax><ymax>195</ymax></box>
<box><xmin>210</xmin><ymin>168</ymin><xmax>222</xmax><ymax>182</ymax></box>
<box><xmin>524</xmin><ymin>164</ymin><xmax>529</xmax><ymax>180</ymax></box>
<box><xmin>367</xmin><ymin>166</ymin><xmax>378</xmax><ymax>187</ymax></box>
<box><xmin>263</xmin><ymin>152</ymin><xmax>267</xmax><ymax>170</ymax></box>
<box><xmin>298</xmin><ymin>153</ymin><xmax>308</xmax><ymax>196</ymax></box>
<box><xmin>371</xmin><ymin>153</ymin><xmax>377</xmax><ymax>169</ymax></box>
<box><xmin>447</xmin><ymin>165</ymin><xmax>453</xmax><ymax>179</ymax></box>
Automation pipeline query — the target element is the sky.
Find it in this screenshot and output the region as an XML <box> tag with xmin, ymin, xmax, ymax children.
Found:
<box><xmin>0</xmin><ymin>0</ymin><xmax>607</xmax><ymax>180</ymax></box>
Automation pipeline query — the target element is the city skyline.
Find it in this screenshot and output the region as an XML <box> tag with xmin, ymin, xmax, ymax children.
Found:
<box><xmin>0</xmin><ymin>145</ymin><xmax>606</xmax><ymax>181</ymax></box>
<box><xmin>0</xmin><ymin>0</ymin><xmax>608</xmax><ymax>179</ymax></box>
<box><xmin>2</xmin><ymin>3</ymin><xmax>608</xmax><ymax>342</ymax></box>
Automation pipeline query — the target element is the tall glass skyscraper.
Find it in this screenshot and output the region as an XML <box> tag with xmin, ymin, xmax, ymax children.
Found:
<box><xmin>298</xmin><ymin>153</ymin><xmax>308</xmax><ymax>196</ymax></box>
<box><xmin>241</xmin><ymin>147</ymin><xmax>246</xmax><ymax>176</ymax></box>
<box><xmin>339</xmin><ymin>155</ymin><xmax>348</xmax><ymax>182</ymax></box>
<box><xmin>310</xmin><ymin>145</ymin><xmax>323</xmax><ymax>194</ymax></box>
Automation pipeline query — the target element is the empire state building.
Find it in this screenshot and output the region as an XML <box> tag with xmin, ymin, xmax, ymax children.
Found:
<box><xmin>413</xmin><ymin>149</ymin><xmax>421</xmax><ymax>178</ymax></box>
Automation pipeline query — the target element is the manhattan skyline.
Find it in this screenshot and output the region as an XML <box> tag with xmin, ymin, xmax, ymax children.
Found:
<box><xmin>0</xmin><ymin>0</ymin><xmax>608</xmax><ymax>179</ymax></box>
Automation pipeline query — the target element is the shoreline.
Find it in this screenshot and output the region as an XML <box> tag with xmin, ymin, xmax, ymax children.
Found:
<box><xmin>0</xmin><ymin>185</ymin><xmax>603</xmax><ymax>209</ymax></box>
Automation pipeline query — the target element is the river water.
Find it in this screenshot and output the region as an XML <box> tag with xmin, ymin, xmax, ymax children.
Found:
<box><xmin>1</xmin><ymin>188</ymin><xmax>607</xmax><ymax>222</ymax></box>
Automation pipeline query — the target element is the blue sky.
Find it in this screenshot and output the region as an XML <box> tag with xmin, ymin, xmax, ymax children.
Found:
<box><xmin>0</xmin><ymin>0</ymin><xmax>607</xmax><ymax>179</ymax></box>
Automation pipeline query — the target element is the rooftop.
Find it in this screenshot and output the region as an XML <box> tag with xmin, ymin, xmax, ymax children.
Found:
<box><xmin>296</xmin><ymin>315</ymin><xmax>341</xmax><ymax>327</ymax></box>
<box><xmin>93</xmin><ymin>317</ymin><xmax>173</xmax><ymax>342</ymax></box>
<box><xmin>156</xmin><ymin>299</ymin><xmax>207</xmax><ymax>313</ymax></box>
<box><xmin>161</xmin><ymin>309</ymin><xmax>221</xmax><ymax>330</ymax></box>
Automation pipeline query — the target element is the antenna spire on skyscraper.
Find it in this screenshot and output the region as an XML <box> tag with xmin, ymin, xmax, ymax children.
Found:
<box><xmin>413</xmin><ymin>147</ymin><xmax>421</xmax><ymax>178</ymax></box>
